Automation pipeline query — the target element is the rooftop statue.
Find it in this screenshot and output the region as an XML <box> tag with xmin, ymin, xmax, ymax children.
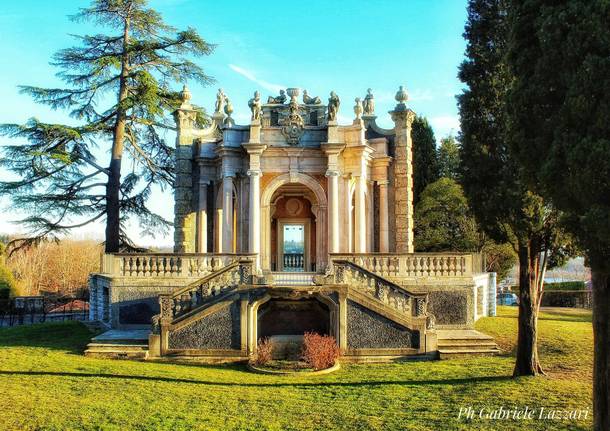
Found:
<box><xmin>363</xmin><ymin>88</ymin><xmax>375</xmax><ymax>115</ymax></box>
<box><xmin>303</xmin><ymin>90</ymin><xmax>321</xmax><ymax>105</ymax></box>
<box><xmin>267</xmin><ymin>89</ymin><xmax>287</xmax><ymax>104</ymax></box>
<box><xmin>214</xmin><ymin>88</ymin><xmax>225</xmax><ymax>113</ymax></box>
<box><xmin>327</xmin><ymin>91</ymin><xmax>340</xmax><ymax>122</ymax></box>
<box><xmin>248</xmin><ymin>91</ymin><xmax>262</xmax><ymax>121</ymax></box>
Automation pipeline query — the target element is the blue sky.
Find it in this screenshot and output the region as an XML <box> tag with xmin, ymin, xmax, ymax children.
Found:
<box><xmin>0</xmin><ymin>0</ymin><xmax>468</xmax><ymax>247</ymax></box>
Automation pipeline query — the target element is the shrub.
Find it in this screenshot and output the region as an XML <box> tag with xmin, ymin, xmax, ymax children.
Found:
<box><xmin>301</xmin><ymin>332</ymin><xmax>340</xmax><ymax>370</ymax></box>
<box><xmin>253</xmin><ymin>338</ymin><xmax>273</xmax><ymax>366</ymax></box>
<box><xmin>544</xmin><ymin>281</ymin><xmax>586</xmax><ymax>291</ymax></box>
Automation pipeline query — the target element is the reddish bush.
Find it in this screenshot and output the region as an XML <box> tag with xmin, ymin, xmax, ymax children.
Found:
<box><xmin>301</xmin><ymin>332</ymin><xmax>340</xmax><ymax>370</ymax></box>
<box><xmin>253</xmin><ymin>338</ymin><xmax>273</xmax><ymax>366</ymax></box>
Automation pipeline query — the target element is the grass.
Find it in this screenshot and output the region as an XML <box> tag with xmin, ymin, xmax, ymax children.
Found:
<box><xmin>0</xmin><ymin>307</ymin><xmax>593</xmax><ymax>431</ymax></box>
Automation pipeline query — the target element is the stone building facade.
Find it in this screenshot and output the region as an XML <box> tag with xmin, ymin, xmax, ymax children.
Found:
<box><xmin>88</xmin><ymin>85</ymin><xmax>496</xmax><ymax>362</ymax></box>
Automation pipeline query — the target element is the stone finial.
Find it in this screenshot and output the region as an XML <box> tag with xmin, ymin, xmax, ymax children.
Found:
<box><xmin>180</xmin><ymin>84</ymin><xmax>192</xmax><ymax>108</ymax></box>
<box><xmin>223</xmin><ymin>96</ymin><xmax>235</xmax><ymax>127</ymax></box>
<box><xmin>354</xmin><ymin>97</ymin><xmax>363</xmax><ymax>121</ymax></box>
<box><xmin>327</xmin><ymin>91</ymin><xmax>340</xmax><ymax>122</ymax></box>
<box><xmin>394</xmin><ymin>85</ymin><xmax>409</xmax><ymax>111</ymax></box>
<box><xmin>286</xmin><ymin>88</ymin><xmax>300</xmax><ymax>103</ymax></box>
<box><xmin>363</xmin><ymin>88</ymin><xmax>375</xmax><ymax>115</ymax></box>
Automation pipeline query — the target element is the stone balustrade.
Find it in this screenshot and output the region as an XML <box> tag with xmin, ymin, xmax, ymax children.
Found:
<box><xmin>329</xmin><ymin>252</ymin><xmax>482</xmax><ymax>279</ymax></box>
<box><xmin>327</xmin><ymin>260</ymin><xmax>433</xmax><ymax>328</ymax></box>
<box><xmin>155</xmin><ymin>259</ymin><xmax>254</xmax><ymax>324</ymax></box>
<box><xmin>100</xmin><ymin>253</ymin><xmax>257</xmax><ymax>278</ymax></box>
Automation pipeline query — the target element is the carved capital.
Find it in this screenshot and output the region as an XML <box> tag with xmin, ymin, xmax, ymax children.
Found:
<box><xmin>174</xmin><ymin>109</ymin><xmax>197</xmax><ymax>130</ymax></box>
<box><xmin>390</xmin><ymin>109</ymin><xmax>415</xmax><ymax>129</ymax></box>
<box><xmin>390</xmin><ymin>109</ymin><xmax>416</xmax><ymax>130</ymax></box>
<box><xmin>247</xmin><ymin>169</ymin><xmax>262</xmax><ymax>177</ymax></box>
<box><xmin>325</xmin><ymin>169</ymin><xmax>340</xmax><ymax>178</ymax></box>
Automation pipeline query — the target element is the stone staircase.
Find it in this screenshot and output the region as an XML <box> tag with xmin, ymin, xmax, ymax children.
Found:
<box><xmin>84</xmin><ymin>329</ymin><xmax>150</xmax><ymax>360</ymax></box>
<box><xmin>436</xmin><ymin>329</ymin><xmax>501</xmax><ymax>358</ymax></box>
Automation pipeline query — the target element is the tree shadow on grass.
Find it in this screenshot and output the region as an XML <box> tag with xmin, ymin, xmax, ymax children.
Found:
<box><xmin>0</xmin><ymin>321</ymin><xmax>92</xmax><ymax>355</ymax></box>
<box><xmin>0</xmin><ymin>369</ymin><xmax>513</xmax><ymax>388</ymax></box>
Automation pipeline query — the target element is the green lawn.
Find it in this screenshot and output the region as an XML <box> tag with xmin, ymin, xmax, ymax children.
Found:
<box><xmin>0</xmin><ymin>307</ymin><xmax>593</xmax><ymax>431</ymax></box>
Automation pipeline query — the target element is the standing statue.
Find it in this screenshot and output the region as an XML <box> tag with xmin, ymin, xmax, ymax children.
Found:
<box><xmin>302</xmin><ymin>90</ymin><xmax>321</xmax><ymax>105</ymax></box>
<box><xmin>248</xmin><ymin>91</ymin><xmax>262</xmax><ymax>121</ymax></box>
<box><xmin>327</xmin><ymin>91</ymin><xmax>340</xmax><ymax>122</ymax></box>
<box><xmin>363</xmin><ymin>88</ymin><xmax>375</xmax><ymax>115</ymax></box>
<box><xmin>354</xmin><ymin>97</ymin><xmax>364</xmax><ymax>120</ymax></box>
<box><xmin>267</xmin><ymin>89</ymin><xmax>287</xmax><ymax>104</ymax></box>
<box><xmin>214</xmin><ymin>88</ymin><xmax>225</xmax><ymax>113</ymax></box>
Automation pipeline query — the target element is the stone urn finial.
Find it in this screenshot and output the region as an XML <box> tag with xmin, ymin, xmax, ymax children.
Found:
<box><xmin>223</xmin><ymin>96</ymin><xmax>235</xmax><ymax>127</ymax></box>
<box><xmin>354</xmin><ymin>97</ymin><xmax>363</xmax><ymax>121</ymax></box>
<box><xmin>286</xmin><ymin>88</ymin><xmax>300</xmax><ymax>104</ymax></box>
<box><xmin>180</xmin><ymin>84</ymin><xmax>192</xmax><ymax>109</ymax></box>
<box><xmin>394</xmin><ymin>85</ymin><xmax>409</xmax><ymax>111</ymax></box>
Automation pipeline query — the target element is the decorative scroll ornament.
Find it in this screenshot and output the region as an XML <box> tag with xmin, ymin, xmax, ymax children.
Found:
<box><xmin>280</xmin><ymin>88</ymin><xmax>305</xmax><ymax>145</ymax></box>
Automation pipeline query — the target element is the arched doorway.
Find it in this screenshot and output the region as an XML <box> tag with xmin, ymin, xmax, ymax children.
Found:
<box><xmin>261</xmin><ymin>173</ymin><xmax>328</xmax><ymax>272</ymax></box>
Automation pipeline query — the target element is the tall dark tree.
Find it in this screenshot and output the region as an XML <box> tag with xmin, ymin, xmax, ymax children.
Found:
<box><xmin>411</xmin><ymin>115</ymin><xmax>439</xmax><ymax>204</ymax></box>
<box><xmin>437</xmin><ymin>135</ymin><xmax>460</xmax><ymax>180</ymax></box>
<box><xmin>0</xmin><ymin>0</ymin><xmax>214</xmax><ymax>253</ymax></box>
<box><xmin>507</xmin><ymin>0</ymin><xmax>610</xmax><ymax>427</ymax></box>
<box><xmin>458</xmin><ymin>0</ymin><xmax>573</xmax><ymax>376</ymax></box>
<box><xmin>414</xmin><ymin>178</ymin><xmax>479</xmax><ymax>252</ymax></box>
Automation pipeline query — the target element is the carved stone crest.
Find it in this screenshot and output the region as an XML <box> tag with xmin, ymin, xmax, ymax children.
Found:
<box><xmin>279</xmin><ymin>88</ymin><xmax>305</xmax><ymax>145</ymax></box>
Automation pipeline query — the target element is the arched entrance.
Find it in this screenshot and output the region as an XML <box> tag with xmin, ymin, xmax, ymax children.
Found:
<box><xmin>261</xmin><ymin>173</ymin><xmax>328</xmax><ymax>272</ymax></box>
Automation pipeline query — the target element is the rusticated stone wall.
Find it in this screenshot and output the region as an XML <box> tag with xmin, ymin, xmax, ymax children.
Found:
<box><xmin>428</xmin><ymin>291</ymin><xmax>468</xmax><ymax>326</ymax></box>
<box><xmin>168</xmin><ymin>302</ymin><xmax>241</xmax><ymax>350</ymax></box>
<box><xmin>346</xmin><ymin>300</ymin><xmax>417</xmax><ymax>349</ymax></box>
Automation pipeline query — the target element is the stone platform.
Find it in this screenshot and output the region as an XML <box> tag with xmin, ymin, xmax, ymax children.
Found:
<box><xmin>85</xmin><ymin>329</ymin><xmax>150</xmax><ymax>359</ymax></box>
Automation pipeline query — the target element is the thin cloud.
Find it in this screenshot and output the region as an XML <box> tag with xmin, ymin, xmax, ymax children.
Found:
<box><xmin>228</xmin><ymin>64</ymin><xmax>286</xmax><ymax>94</ymax></box>
<box><xmin>430</xmin><ymin>115</ymin><xmax>461</xmax><ymax>136</ymax></box>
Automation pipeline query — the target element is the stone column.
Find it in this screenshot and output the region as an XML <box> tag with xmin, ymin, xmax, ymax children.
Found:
<box><xmin>172</xmin><ymin>87</ymin><xmax>197</xmax><ymax>252</ymax></box>
<box><xmin>196</xmin><ymin>180</ymin><xmax>208</xmax><ymax>253</ymax></box>
<box><xmin>378</xmin><ymin>180</ymin><xmax>390</xmax><ymax>252</ymax></box>
<box><xmin>321</xmin><ymin>143</ymin><xmax>343</xmax><ymax>255</ymax></box>
<box><xmin>222</xmin><ymin>176</ymin><xmax>234</xmax><ymax>253</ymax></box>
<box><xmin>326</xmin><ymin>170</ymin><xmax>340</xmax><ymax>253</ymax></box>
<box><xmin>354</xmin><ymin>175</ymin><xmax>367</xmax><ymax>253</ymax></box>
<box><xmin>214</xmin><ymin>208</ymin><xmax>223</xmax><ymax>252</ymax></box>
<box><xmin>242</xmin><ymin>142</ymin><xmax>266</xmax><ymax>271</ymax></box>
<box><xmin>390</xmin><ymin>86</ymin><xmax>415</xmax><ymax>253</ymax></box>
<box><xmin>248</xmin><ymin>169</ymin><xmax>261</xmax><ymax>267</ymax></box>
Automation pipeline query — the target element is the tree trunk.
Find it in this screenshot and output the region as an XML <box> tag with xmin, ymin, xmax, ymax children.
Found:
<box><xmin>592</xmin><ymin>268</ymin><xmax>610</xmax><ymax>431</ymax></box>
<box><xmin>105</xmin><ymin>18</ymin><xmax>130</xmax><ymax>253</ymax></box>
<box><xmin>514</xmin><ymin>241</ymin><xmax>544</xmax><ymax>376</ymax></box>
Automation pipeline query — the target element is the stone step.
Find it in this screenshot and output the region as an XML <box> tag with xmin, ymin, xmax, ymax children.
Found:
<box><xmin>85</xmin><ymin>342</ymin><xmax>149</xmax><ymax>359</ymax></box>
<box><xmin>86</xmin><ymin>343</ymin><xmax>148</xmax><ymax>351</ymax></box>
<box><xmin>437</xmin><ymin>342</ymin><xmax>498</xmax><ymax>351</ymax></box>
<box><xmin>438</xmin><ymin>339</ymin><xmax>497</xmax><ymax>346</ymax></box>
<box><xmin>438</xmin><ymin>348</ymin><xmax>502</xmax><ymax>359</ymax></box>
